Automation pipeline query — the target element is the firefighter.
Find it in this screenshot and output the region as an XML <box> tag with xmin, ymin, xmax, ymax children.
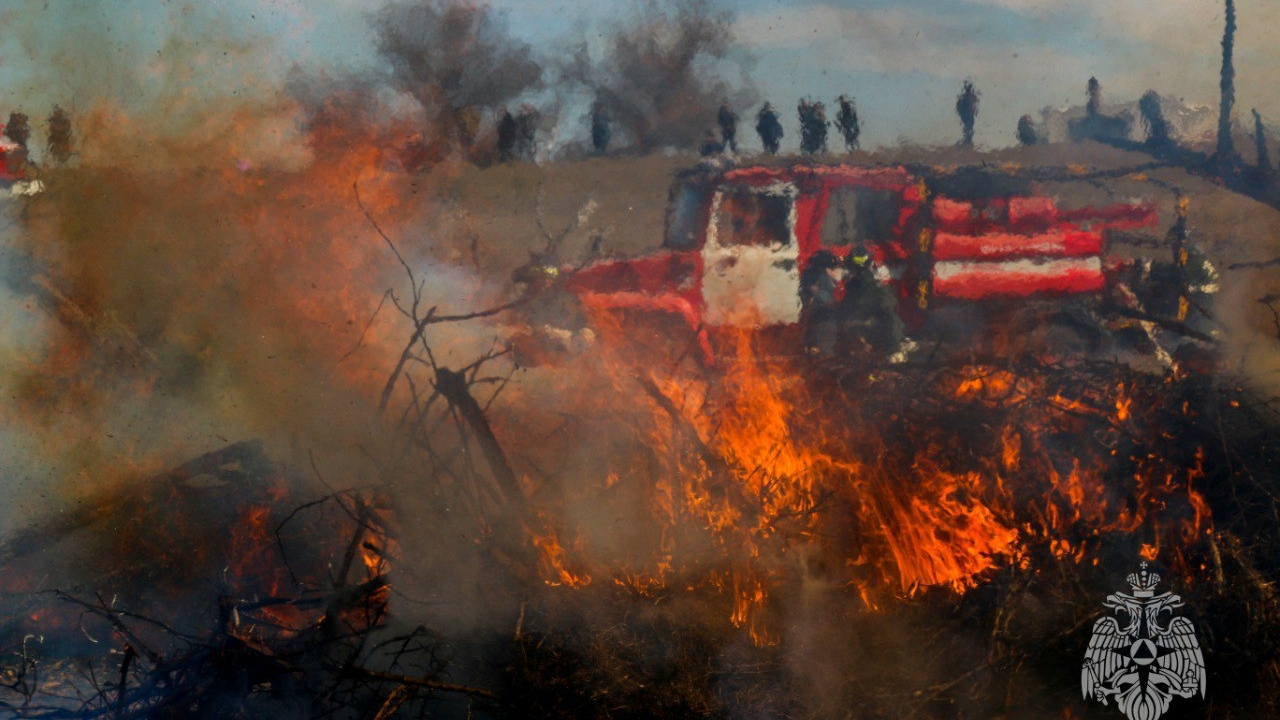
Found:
<box><xmin>801</xmin><ymin>250</ymin><xmax>844</xmax><ymax>357</ymax></box>
<box><xmin>509</xmin><ymin>256</ymin><xmax>593</xmax><ymax>366</ymax></box>
<box><xmin>756</xmin><ymin>102</ymin><xmax>784</xmax><ymax>154</ymax></box>
<box><xmin>718</xmin><ymin>103</ymin><xmax>738</xmax><ymax>153</ymax></box>
<box><xmin>835</xmin><ymin>95</ymin><xmax>860</xmax><ymax>152</ymax></box>
<box><xmin>1139</xmin><ymin>196</ymin><xmax>1218</xmax><ymax>335</ymax></box>
<box><xmin>839</xmin><ymin>245</ymin><xmax>903</xmax><ymax>356</ymax></box>
<box><xmin>699</xmin><ymin>129</ymin><xmax>724</xmax><ymax>157</ymax></box>
<box><xmin>496</xmin><ymin>108</ymin><xmax>519</xmax><ymax>162</ymax></box>
<box><xmin>591</xmin><ymin>102</ymin><xmax>611</xmax><ymax>155</ymax></box>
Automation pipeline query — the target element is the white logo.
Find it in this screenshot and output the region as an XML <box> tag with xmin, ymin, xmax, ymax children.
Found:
<box><xmin>1082</xmin><ymin>562</ymin><xmax>1206</xmax><ymax>720</ymax></box>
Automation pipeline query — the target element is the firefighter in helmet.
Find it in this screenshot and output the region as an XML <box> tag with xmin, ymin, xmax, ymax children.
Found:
<box><xmin>509</xmin><ymin>255</ymin><xmax>593</xmax><ymax>366</ymax></box>
<box><xmin>801</xmin><ymin>249</ymin><xmax>844</xmax><ymax>357</ymax></box>
<box><xmin>839</xmin><ymin>244</ymin><xmax>903</xmax><ymax>356</ymax></box>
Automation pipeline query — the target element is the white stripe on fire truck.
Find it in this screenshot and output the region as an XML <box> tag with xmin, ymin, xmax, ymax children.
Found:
<box><xmin>932</xmin><ymin>256</ymin><xmax>1103</xmax><ymax>280</ymax></box>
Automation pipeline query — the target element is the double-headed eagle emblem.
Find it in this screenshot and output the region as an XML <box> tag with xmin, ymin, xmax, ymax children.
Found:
<box><xmin>1082</xmin><ymin>563</ymin><xmax>1206</xmax><ymax>720</ymax></box>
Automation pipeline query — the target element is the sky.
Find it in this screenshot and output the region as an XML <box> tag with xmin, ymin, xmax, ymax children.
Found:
<box><xmin>0</xmin><ymin>0</ymin><xmax>1274</xmax><ymax>150</ymax></box>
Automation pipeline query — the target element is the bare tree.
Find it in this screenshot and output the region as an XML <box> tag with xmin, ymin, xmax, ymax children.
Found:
<box><xmin>798</xmin><ymin>98</ymin><xmax>829</xmax><ymax>155</ymax></box>
<box><xmin>4</xmin><ymin>113</ymin><xmax>30</xmax><ymax>175</ymax></box>
<box><xmin>591</xmin><ymin>101</ymin><xmax>612</xmax><ymax>154</ymax></box>
<box><xmin>373</xmin><ymin>0</ymin><xmax>542</xmax><ymax>156</ymax></box>
<box><xmin>4</xmin><ymin>113</ymin><xmax>29</xmax><ymax>148</ymax></box>
<box><xmin>1214</xmin><ymin>0</ymin><xmax>1238</xmax><ymax>172</ymax></box>
<box><xmin>756</xmin><ymin>102</ymin><xmax>783</xmax><ymax>153</ymax></box>
<box><xmin>1086</xmin><ymin>77</ymin><xmax>1102</xmax><ymax>118</ymax></box>
<box><xmin>564</xmin><ymin>0</ymin><xmax>749</xmax><ymax>152</ymax></box>
<box><xmin>836</xmin><ymin>95</ymin><xmax>861</xmax><ymax>151</ymax></box>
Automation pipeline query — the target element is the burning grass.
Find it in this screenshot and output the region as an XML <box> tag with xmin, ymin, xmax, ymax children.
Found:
<box><xmin>6</xmin><ymin>291</ymin><xmax>1280</xmax><ymax>718</ymax></box>
<box><xmin>498</xmin><ymin>329</ymin><xmax>1280</xmax><ymax>718</ymax></box>
<box><xmin>3</xmin><ymin>134</ymin><xmax>1280</xmax><ymax>716</ymax></box>
<box><xmin>520</xmin><ymin>331</ymin><xmax>1214</xmax><ymax>625</ymax></box>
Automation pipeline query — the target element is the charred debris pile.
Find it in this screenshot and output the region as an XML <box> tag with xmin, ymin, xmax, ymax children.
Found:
<box><xmin>2</xmin><ymin>334</ymin><xmax>1280</xmax><ymax>718</ymax></box>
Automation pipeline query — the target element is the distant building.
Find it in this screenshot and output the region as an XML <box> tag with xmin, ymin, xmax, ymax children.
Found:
<box><xmin>1040</xmin><ymin>95</ymin><xmax>1216</xmax><ymax>146</ymax></box>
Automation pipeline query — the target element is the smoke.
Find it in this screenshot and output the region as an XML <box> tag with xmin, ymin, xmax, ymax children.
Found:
<box><xmin>0</xmin><ymin>7</ymin><xmax>526</xmax><ymax>540</ymax></box>
<box><xmin>363</xmin><ymin>0</ymin><xmax>759</xmax><ymax>159</ymax></box>
<box><xmin>562</xmin><ymin>0</ymin><xmax>757</xmax><ymax>153</ymax></box>
<box><xmin>372</xmin><ymin>0</ymin><xmax>543</xmax><ymax>157</ymax></box>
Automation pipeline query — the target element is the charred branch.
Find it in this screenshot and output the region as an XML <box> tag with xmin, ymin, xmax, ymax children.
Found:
<box><xmin>1098</xmin><ymin>303</ymin><xmax>1217</xmax><ymax>343</ymax></box>
<box><xmin>635</xmin><ymin>373</ymin><xmax>760</xmax><ymax>514</ymax></box>
<box><xmin>434</xmin><ymin>366</ymin><xmax>521</xmax><ymax>505</ymax></box>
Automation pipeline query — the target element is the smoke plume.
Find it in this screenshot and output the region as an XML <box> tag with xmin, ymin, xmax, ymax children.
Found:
<box><xmin>373</xmin><ymin>0</ymin><xmax>543</xmax><ymax>158</ymax></box>
<box><xmin>563</xmin><ymin>0</ymin><xmax>756</xmax><ymax>152</ymax></box>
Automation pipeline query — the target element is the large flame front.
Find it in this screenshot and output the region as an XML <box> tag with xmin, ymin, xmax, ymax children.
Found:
<box><xmin>524</xmin><ymin>328</ymin><xmax>1212</xmax><ymax>644</ymax></box>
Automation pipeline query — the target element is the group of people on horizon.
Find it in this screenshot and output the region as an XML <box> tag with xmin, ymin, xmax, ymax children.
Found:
<box><xmin>505</xmin><ymin>82</ymin><xmax>1006</xmax><ymax>162</ymax></box>
<box><xmin>702</xmin><ymin>97</ymin><xmax>863</xmax><ymax>157</ymax></box>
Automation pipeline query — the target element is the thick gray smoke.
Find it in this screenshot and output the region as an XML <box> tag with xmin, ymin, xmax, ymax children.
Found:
<box><xmin>562</xmin><ymin>0</ymin><xmax>755</xmax><ymax>152</ymax></box>
<box><xmin>372</xmin><ymin>0</ymin><xmax>543</xmax><ymax>156</ymax></box>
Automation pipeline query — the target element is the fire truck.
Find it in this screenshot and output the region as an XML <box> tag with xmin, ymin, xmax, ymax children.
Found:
<box><xmin>551</xmin><ymin>163</ymin><xmax>1174</xmax><ymax>364</ymax></box>
<box><xmin>0</xmin><ymin>136</ymin><xmax>42</xmax><ymax>196</ymax></box>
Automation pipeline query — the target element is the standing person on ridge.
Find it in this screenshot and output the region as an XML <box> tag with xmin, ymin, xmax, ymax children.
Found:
<box><xmin>835</xmin><ymin>95</ymin><xmax>861</xmax><ymax>151</ymax></box>
<box><xmin>756</xmin><ymin>102</ymin><xmax>783</xmax><ymax>154</ymax></box>
<box><xmin>718</xmin><ymin>103</ymin><xmax>738</xmax><ymax>153</ymax></box>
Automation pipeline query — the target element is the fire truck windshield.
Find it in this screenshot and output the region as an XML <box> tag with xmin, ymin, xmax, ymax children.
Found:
<box><xmin>713</xmin><ymin>188</ymin><xmax>792</xmax><ymax>248</ymax></box>
<box><xmin>664</xmin><ymin>182</ymin><xmax>711</xmax><ymax>250</ymax></box>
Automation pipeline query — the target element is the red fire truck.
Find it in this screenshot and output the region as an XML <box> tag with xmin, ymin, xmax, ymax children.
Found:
<box><xmin>0</xmin><ymin>136</ymin><xmax>42</xmax><ymax>196</ymax></box>
<box><xmin>555</xmin><ymin>163</ymin><xmax>1161</xmax><ymax>364</ymax></box>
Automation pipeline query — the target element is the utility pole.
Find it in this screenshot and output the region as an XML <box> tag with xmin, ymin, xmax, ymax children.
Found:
<box><xmin>1214</xmin><ymin>0</ymin><xmax>1237</xmax><ymax>172</ymax></box>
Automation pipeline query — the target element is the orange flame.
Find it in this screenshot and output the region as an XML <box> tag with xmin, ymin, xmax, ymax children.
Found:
<box><xmin>518</xmin><ymin>328</ymin><xmax>1213</xmax><ymax>642</ymax></box>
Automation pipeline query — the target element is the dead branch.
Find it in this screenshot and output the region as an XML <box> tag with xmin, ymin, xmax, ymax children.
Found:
<box><xmin>339</xmin><ymin>289</ymin><xmax>393</xmax><ymax>363</ymax></box>
<box><xmin>1258</xmin><ymin>295</ymin><xmax>1280</xmax><ymax>341</ymax></box>
<box><xmin>372</xmin><ymin>683</ymin><xmax>417</xmax><ymax>720</ymax></box>
<box><xmin>1099</xmin><ymin>303</ymin><xmax>1216</xmax><ymax>343</ymax></box>
<box><xmin>635</xmin><ymin>373</ymin><xmax>760</xmax><ymax>515</ymax></box>
<box><xmin>1229</xmin><ymin>256</ymin><xmax>1280</xmax><ymax>270</ymax></box>
<box><xmin>345</xmin><ymin>668</ymin><xmax>498</xmax><ymax>700</ymax></box>
<box><xmin>434</xmin><ymin>367</ymin><xmax>521</xmax><ymax>505</ymax></box>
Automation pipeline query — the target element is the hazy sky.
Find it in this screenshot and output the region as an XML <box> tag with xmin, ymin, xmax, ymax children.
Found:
<box><xmin>0</xmin><ymin>0</ymin><xmax>1272</xmax><ymax>149</ymax></box>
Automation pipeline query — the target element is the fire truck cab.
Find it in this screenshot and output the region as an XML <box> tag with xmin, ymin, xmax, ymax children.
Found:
<box><xmin>561</xmin><ymin>163</ymin><xmax>1158</xmax><ymax>363</ymax></box>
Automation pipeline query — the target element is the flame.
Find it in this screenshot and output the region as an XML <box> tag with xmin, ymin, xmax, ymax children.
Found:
<box><xmin>515</xmin><ymin>330</ymin><xmax>1216</xmax><ymax>643</ymax></box>
<box><xmin>1115</xmin><ymin>383</ymin><xmax>1133</xmax><ymax>423</ymax></box>
<box><xmin>871</xmin><ymin>467</ymin><xmax>1019</xmax><ymax>593</ymax></box>
<box><xmin>528</xmin><ymin>523</ymin><xmax>593</xmax><ymax>588</ymax></box>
